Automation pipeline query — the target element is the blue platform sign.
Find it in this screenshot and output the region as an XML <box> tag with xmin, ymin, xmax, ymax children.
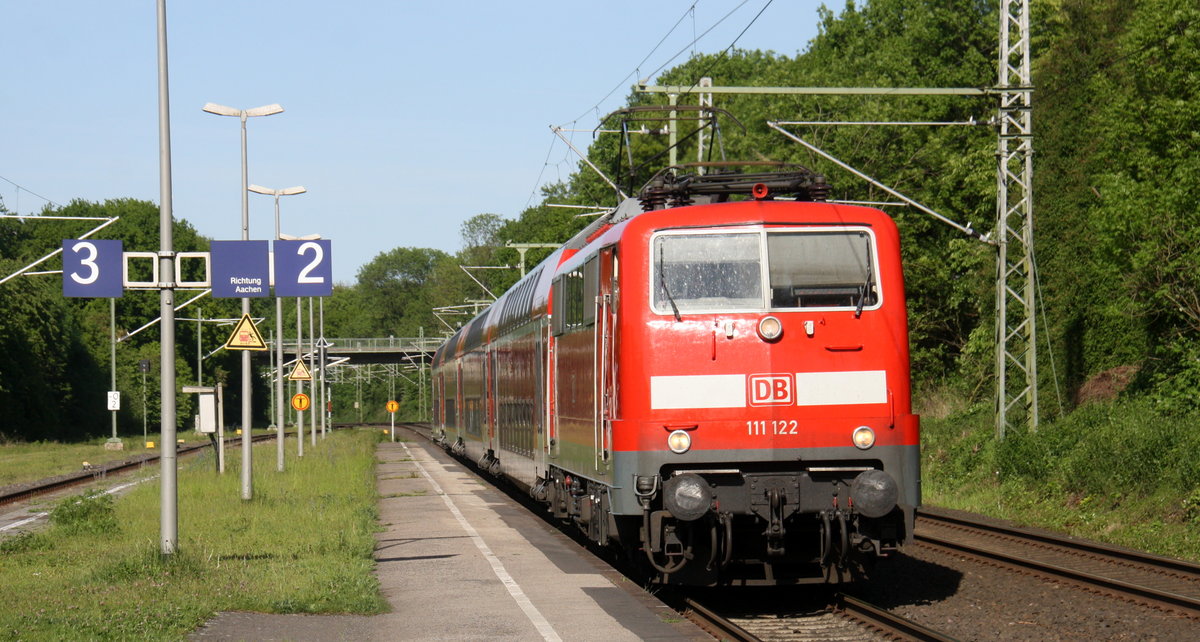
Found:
<box><xmin>63</xmin><ymin>239</ymin><xmax>123</xmax><ymax>298</ymax></box>
<box><xmin>211</xmin><ymin>240</ymin><xmax>270</xmax><ymax>298</ymax></box>
<box><xmin>274</xmin><ymin>239</ymin><xmax>333</xmax><ymax>296</ymax></box>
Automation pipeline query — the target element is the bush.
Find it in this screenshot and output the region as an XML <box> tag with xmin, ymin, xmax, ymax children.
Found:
<box><xmin>49</xmin><ymin>489</ymin><xmax>118</xmax><ymax>536</ymax></box>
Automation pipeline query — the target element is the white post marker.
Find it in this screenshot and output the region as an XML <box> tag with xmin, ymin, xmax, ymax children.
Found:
<box><xmin>386</xmin><ymin>400</ymin><xmax>399</xmax><ymax>442</ymax></box>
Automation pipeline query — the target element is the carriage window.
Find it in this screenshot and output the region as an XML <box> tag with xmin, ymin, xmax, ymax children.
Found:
<box><xmin>652</xmin><ymin>233</ymin><xmax>762</xmax><ymax>313</ymax></box>
<box><xmin>583</xmin><ymin>256</ymin><xmax>598</xmax><ymax>326</ymax></box>
<box><xmin>552</xmin><ymin>266</ymin><xmax>591</xmax><ymax>334</ymax></box>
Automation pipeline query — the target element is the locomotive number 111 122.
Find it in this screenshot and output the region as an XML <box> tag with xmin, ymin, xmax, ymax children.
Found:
<box><xmin>746</xmin><ymin>419</ymin><xmax>799</xmax><ymax>436</ymax></box>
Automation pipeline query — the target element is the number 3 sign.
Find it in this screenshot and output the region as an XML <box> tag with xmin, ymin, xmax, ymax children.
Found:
<box><xmin>274</xmin><ymin>239</ymin><xmax>333</xmax><ymax>297</ymax></box>
<box><xmin>63</xmin><ymin>239</ymin><xmax>123</xmax><ymax>298</ymax></box>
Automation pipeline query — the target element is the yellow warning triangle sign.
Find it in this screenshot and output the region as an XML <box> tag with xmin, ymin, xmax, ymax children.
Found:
<box><xmin>224</xmin><ymin>314</ymin><xmax>268</xmax><ymax>351</ymax></box>
<box><xmin>288</xmin><ymin>359</ymin><xmax>313</xmax><ymax>381</ymax></box>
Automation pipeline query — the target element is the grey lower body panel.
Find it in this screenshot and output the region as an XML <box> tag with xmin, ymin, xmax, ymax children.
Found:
<box><xmin>607</xmin><ymin>444</ymin><xmax>919</xmax><ymax>516</ymax></box>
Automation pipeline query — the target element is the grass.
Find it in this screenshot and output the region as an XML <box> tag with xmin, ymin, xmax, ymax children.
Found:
<box><xmin>921</xmin><ymin>396</ymin><xmax>1200</xmax><ymax>562</ymax></box>
<box><xmin>0</xmin><ymin>429</ymin><xmax>387</xmax><ymax>640</ymax></box>
<box><xmin>0</xmin><ymin>429</ymin><xmax>274</xmax><ymax>489</ymax></box>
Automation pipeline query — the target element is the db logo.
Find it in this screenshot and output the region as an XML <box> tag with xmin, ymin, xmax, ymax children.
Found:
<box><xmin>749</xmin><ymin>374</ymin><xmax>794</xmax><ymax>406</ymax></box>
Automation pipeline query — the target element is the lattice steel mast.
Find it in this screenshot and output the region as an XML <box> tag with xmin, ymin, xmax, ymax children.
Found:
<box><xmin>995</xmin><ymin>0</ymin><xmax>1036</xmax><ymax>438</ymax></box>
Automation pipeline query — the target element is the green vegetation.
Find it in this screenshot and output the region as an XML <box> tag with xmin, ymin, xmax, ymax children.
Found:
<box><xmin>0</xmin><ymin>430</ymin><xmax>386</xmax><ymax>639</ymax></box>
<box><xmin>923</xmin><ymin>399</ymin><xmax>1200</xmax><ymax>561</ymax></box>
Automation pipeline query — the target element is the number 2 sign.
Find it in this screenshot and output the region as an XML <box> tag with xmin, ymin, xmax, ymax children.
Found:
<box><xmin>274</xmin><ymin>239</ymin><xmax>333</xmax><ymax>296</ymax></box>
<box><xmin>62</xmin><ymin>239</ymin><xmax>123</xmax><ymax>298</ymax></box>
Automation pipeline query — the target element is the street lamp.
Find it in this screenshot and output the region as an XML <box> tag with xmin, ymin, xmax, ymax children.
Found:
<box><xmin>248</xmin><ymin>183</ymin><xmax>306</xmax><ymax>472</ymax></box>
<box><xmin>203</xmin><ymin>101</ymin><xmax>283</xmax><ymax>501</ymax></box>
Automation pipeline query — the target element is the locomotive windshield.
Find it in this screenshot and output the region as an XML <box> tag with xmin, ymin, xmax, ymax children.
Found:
<box><xmin>652</xmin><ymin>228</ymin><xmax>878</xmax><ymax>314</ymax></box>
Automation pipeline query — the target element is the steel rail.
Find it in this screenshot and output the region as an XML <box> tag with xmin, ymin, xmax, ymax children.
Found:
<box><xmin>683</xmin><ymin>598</ymin><xmax>759</xmax><ymax>641</ymax></box>
<box><xmin>920</xmin><ymin>506</ymin><xmax>1200</xmax><ymax>575</ymax></box>
<box><xmin>916</xmin><ymin>509</ymin><xmax>1200</xmax><ymax>615</ymax></box>
<box><xmin>917</xmin><ymin>531</ymin><xmax>1200</xmax><ymax>614</ymax></box>
<box><xmin>835</xmin><ymin>593</ymin><xmax>959</xmax><ymax>642</ymax></box>
<box><xmin>0</xmin><ymin>433</ymin><xmax>278</xmax><ymax>508</ymax></box>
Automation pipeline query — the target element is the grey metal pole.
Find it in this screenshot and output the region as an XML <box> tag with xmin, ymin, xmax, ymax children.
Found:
<box><xmin>110</xmin><ymin>299</ymin><xmax>119</xmax><ymax>446</ymax></box>
<box><xmin>196</xmin><ymin>308</ymin><xmax>202</xmax><ymax>386</ymax></box>
<box><xmin>217</xmin><ymin>384</ymin><xmax>225</xmax><ymax>473</ymax></box>
<box><xmin>308</xmin><ymin>297</ymin><xmax>315</xmax><ymax>445</ymax></box>
<box><xmin>268</xmin><ymin>326</ymin><xmax>275</xmax><ymax>434</ymax></box>
<box><xmin>155</xmin><ymin>0</ymin><xmax>178</xmax><ymax>556</ymax></box>
<box><xmin>141</xmin><ymin>364</ymin><xmax>147</xmax><ymax>447</ymax></box>
<box><xmin>296</xmin><ymin>296</ymin><xmax>305</xmax><ymax>456</ymax></box>
<box><xmin>274</xmin><ymin>196</ymin><xmax>286</xmax><ymax>472</ymax></box>
<box><xmin>238</xmin><ymin>113</ymin><xmax>253</xmax><ymax>501</ymax></box>
<box><xmin>419</xmin><ymin>326</ymin><xmax>426</xmax><ymax>421</ymax></box>
<box><xmin>319</xmin><ymin>297</ymin><xmax>326</xmax><ymax>438</ymax></box>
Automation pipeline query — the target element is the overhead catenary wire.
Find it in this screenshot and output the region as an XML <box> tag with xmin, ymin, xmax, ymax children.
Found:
<box><xmin>641</xmin><ymin>0</ymin><xmax>752</xmax><ymax>88</ymax></box>
<box><xmin>526</xmin><ymin>1</ymin><xmax>767</xmax><ymax>212</ymax></box>
<box><xmin>0</xmin><ymin>174</ymin><xmax>64</xmax><ymax>212</ymax></box>
<box><xmin>564</xmin><ymin>2</ymin><xmax>702</xmax><ymax>127</ymax></box>
<box><xmin>674</xmin><ymin>0</ymin><xmax>773</xmax><ymax>100</ymax></box>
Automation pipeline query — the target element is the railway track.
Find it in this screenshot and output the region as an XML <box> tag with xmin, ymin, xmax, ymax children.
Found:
<box><xmin>916</xmin><ymin>506</ymin><xmax>1200</xmax><ymax>618</ymax></box>
<box><xmin>401</xmin><ymin>423</ymin><xmax>955</xmax><ymax>641</ymax></box>
<box><xmin>681</xmin><ymin>592</ymin><xmax>956</xmax><ymax>641</ymax></box>
<box><xmin>0</xmin><ymin>432</ymin><xmax>279</xmax><ymax>509</ymax></box>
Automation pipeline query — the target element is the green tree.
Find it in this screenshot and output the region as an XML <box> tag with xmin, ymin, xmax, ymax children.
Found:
<box><xmin>353</xmin><ymin>247</ymin><xmax>454</xmax><ymax>336</ymax></box>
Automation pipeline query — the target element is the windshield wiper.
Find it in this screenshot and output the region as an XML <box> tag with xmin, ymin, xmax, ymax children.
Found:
<box><xmin>658</xmin><ymin>243</ymin><xmax>682</xmax><ymax>322</ymax></box>
<box><xmin>855</xmin><ymin>237</ymin><xmax>874</xmax><ymax>318</ymax></box>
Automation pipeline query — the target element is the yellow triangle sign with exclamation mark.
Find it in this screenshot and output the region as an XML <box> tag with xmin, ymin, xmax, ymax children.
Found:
<box><xmin>225</xmin><ymin>314</ymin><xmax>268</xmax><ymax>351</ymax></box>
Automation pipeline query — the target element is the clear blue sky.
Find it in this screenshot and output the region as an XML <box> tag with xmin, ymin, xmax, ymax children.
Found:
<box><xmin>2</xmin><ymin>1</ymin><xmax>844</xmax><ymax>284</ymax></box>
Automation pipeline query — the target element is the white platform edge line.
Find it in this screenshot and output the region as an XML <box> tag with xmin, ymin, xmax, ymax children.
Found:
<box><xmin>400</xmin><ymin>441</ymin><xmax>561</xmax><ymax>642</ymax></box>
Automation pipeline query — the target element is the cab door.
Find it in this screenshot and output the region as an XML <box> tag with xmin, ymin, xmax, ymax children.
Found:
<box><xmin>594</xmin><ymin>246</ymin><xmax>617</xmax><ymax>467</ymax></box>
<box><xmin>486</xmin><ymin>348</ymin><xmax>496</xmax><ymax>451</ymax></box>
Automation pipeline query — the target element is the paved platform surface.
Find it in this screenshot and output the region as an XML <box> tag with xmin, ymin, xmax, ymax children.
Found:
<box><xmin>192</xmin><ymin>432</ymin><xmax>710</xmax><ymax>641</ymax></box>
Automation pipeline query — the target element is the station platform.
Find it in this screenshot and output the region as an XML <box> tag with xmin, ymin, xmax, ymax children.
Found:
<box><xmin>193</xmin><ymin>430</ymin><xmax>710</xmax><ymax>641</ymax></box>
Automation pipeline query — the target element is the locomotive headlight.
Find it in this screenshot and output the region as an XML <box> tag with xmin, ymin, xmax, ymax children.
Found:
<box><xmin>852</xmin><ymin>426</ymin><xmax>876</xmax><ymax>449</ymax></box>
<box><xmin>663</xmin><ymin>473</ymin><xmax>711</xmax><ymax>521</ymax></box>
<box><xmin>757</xmin><ymin>315</ymin><xmax>783</xmax><ymax>342</ymax></box>
<box><xmin>667</xmin><ymin>429</ymin><xmax>692</xmax><ymax>454</ymax></box>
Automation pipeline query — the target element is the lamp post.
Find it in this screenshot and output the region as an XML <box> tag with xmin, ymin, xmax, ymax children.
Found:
<box><xmin>248</xmin><ymin>183</ymin><xmax>306</xmax><ymax>472</ymax></box>
<box><xmin>203</xmin><ymin>101</ymin><xmax>283</xmax><ymax>501</ymax></box>
<box><xmin>156</xmin><ymin>0</ymin><xmax>178</xmax><ymax>555</ymax></box>
<box><xmin>280</xmin><ymin>231</ymin><xmax>321</xmax><ymax>457</ymax></box>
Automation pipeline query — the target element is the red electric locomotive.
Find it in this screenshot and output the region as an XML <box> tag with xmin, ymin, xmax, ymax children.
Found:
<box><xmin>431</xmin><ymin>168</ymin><xmax>919</xmax><ymax>585</ymax></box>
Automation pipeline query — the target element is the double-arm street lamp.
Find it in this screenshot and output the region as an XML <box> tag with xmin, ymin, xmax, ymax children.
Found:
<box><xmin>248</xmin><ymin>183</ymin><xmax>306</xmax><ymax>473</ymax></box>
<box><xmin>203</xmin><ymin>102</ymin><xmax>283</xmax><ymax>500</ymax></box>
